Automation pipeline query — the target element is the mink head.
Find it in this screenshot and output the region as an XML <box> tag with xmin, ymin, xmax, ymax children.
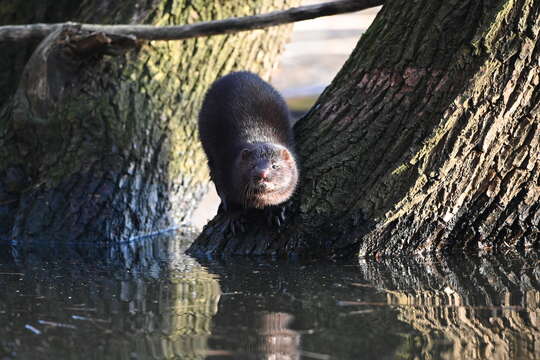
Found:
<box><xmin>232</xmin><ymin>143</ymin><xmax>299</xmax><ymax>209</ymax></box>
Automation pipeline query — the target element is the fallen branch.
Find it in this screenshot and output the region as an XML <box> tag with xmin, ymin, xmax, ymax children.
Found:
<box><xmin>0</xmin><ymin>0</ymin><xmax>383</xmax><ymax>43</ymax></box>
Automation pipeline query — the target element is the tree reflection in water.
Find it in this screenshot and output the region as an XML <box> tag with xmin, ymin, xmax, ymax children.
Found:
<box><xmin>0</xmin><ymin>233</ymin><xmax>220</xmax><ymax>360</ymax></box>
<box><xmin>203</xmin><ymin>252</ymin><xmax>540</xmax><ymax>359</ymax></box>
<box><xmin>358</xmin><ymin>255</ymin><xmax>540</xmax><ymax>360</ymax></box>
<box><xmin>0</xmin><ymin>232</ymin><xmax>539</xmax><ymax>359</ymax></box>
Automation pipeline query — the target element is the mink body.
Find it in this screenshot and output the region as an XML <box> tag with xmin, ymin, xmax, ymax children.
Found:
<box><xmin>198</xmin><ymin>71</ymin><xmax>298</xmax><ymax>227</ymax></box>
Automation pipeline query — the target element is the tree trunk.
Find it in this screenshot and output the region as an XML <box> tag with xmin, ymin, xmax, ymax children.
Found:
<box><xmin>189</xmin><ymin>0</ymin><xmax>540</xmax><ymax>258</ymax></box>
<box><xmin>0</xmin><ymin>0</ymin><xmax>299</xmax><ymax>243</ymax></box>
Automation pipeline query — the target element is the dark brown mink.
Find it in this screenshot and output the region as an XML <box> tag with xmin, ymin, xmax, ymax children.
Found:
<box><xmin>198</xmin><ymin>71</ymin><xmax>299</xmax><ymax>229</ymax></box>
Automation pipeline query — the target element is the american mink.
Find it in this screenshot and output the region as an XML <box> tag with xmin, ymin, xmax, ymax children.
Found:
<box><xmin>198</xmin><ymin>71</ymin><xmax>298</xmax><ymax>231</ymax></box>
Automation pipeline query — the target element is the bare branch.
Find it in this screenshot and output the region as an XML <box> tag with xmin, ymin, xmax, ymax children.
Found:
<box><xmin>0</xmin><ymin>0</ymin><xmax>383</xmax><ymax>43</ymax></box>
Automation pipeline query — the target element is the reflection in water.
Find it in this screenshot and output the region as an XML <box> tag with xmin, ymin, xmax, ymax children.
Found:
<box><xmin>388</xmin><ymin>289</ymin><xmax>540</xmax><ymax>360</ymax></box>
<box><xmin>214</xmin><ymin>312</ymin><xmax>301</xmax><ymax>360</ymax></box>
<box><xmin>0</xmin><ymin>232</ymin><xmax>539</xmax><ymax>359</ymax></box>
<box><xmin>0</xmin><ymin>233</ymin><xmax>220</xmax><ymax>359</ymax></box>
<box><xmin>358</xmin><ymin>256</ymin><xmax>540</xmax><ymax>360</ymax></box>
<box><xmin>256</xmin><ymin>312</ymin><xmax>300</xmax><ymax>360</ymax></box>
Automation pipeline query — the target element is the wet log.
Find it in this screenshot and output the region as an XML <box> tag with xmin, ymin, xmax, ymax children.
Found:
<box><xmin>0</xmin><ymin>0</ymin><xmax>384</xmax><ymax>43</ymax></box>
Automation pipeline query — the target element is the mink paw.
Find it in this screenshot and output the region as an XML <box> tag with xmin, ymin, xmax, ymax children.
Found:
<box><xmin>222</xmin><ymin>213</ymin><xmax>247</xmax><ymax>235</ymax></box>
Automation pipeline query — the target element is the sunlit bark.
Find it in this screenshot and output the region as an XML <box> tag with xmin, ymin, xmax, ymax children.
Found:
<box><xmin>190</xmin><ymin>0</ymin><xmax>540</xmax><ymax>258</ymax></box>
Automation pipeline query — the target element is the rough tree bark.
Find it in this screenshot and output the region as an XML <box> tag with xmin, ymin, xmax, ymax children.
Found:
<box><xmin>189</xmin><ymin>0</ymin><xmax>540</xmax><ymax>258</ymax></box>
<box><xmin>0</xmin><ymin>0</ymin><xmax>299</xmax><ymax>243</ymax></box>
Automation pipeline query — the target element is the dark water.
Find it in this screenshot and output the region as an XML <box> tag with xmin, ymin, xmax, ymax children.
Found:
<box><xmin>1</xmin><ymin>232</ymin><xmax>539</xmax><ymax>360</ymax></box>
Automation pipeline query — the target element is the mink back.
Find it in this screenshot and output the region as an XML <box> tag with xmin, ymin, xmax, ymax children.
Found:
<box><xmin>198</xmin><ymin>72</ymin><xmax>294</xmax><ymax>157</ymax></box>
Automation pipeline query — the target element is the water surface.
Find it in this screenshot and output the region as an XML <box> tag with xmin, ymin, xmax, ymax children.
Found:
<box><xmin>1</xmin><ymin>233</ymin><xmax>539</xmax><ymax>359</ymax></box>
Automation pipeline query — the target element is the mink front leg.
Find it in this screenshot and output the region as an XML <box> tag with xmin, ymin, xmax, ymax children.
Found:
<box><xmin>218</xmin><ymin>198</ymin><xmax>247</xmax><ymax>235</ymax></box>
<box><xmin>264</xmin><ymin>205</ymin><xmax>287</xmax><ymax>228</ymax></box>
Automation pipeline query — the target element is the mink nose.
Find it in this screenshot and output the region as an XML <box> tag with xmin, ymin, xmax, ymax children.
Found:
<box><xmin>254</xmin><ymin>169</ymin><xmax>270</xmax><ymax>181</ymax></box>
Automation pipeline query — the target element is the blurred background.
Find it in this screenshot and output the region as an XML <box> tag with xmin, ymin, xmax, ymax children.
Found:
<box><xmin>192</xmin><ymin>2</ymin><xmax>381</xmax><ymax>227</ymax></box>
<box><xmin>272</xmin><ymin>2</ymin><xmax>381</xmax><ymax>118</ymax></box>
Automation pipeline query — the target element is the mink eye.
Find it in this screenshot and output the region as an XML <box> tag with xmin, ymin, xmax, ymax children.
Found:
<box><xmin>272</xmin><ymin>163</ymin><xmax>279</xmax><ymax>169</ymax></box>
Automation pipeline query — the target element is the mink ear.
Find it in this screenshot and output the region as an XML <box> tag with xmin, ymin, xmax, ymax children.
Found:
<box><xmin>241</xmin><ymin>148</ymin><xmax>251</xmax><ymax>160</ymax></box>
<box><xmin>281</xmin><ymin>148</ymin><xmax>291</xmax><ymax>160</ymax></box>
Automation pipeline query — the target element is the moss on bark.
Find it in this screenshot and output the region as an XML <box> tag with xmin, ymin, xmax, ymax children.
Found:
<box><xmin>0</xmin><ymin>0</ymin><xmax>299</xmax><ymax>242</ymax></box>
